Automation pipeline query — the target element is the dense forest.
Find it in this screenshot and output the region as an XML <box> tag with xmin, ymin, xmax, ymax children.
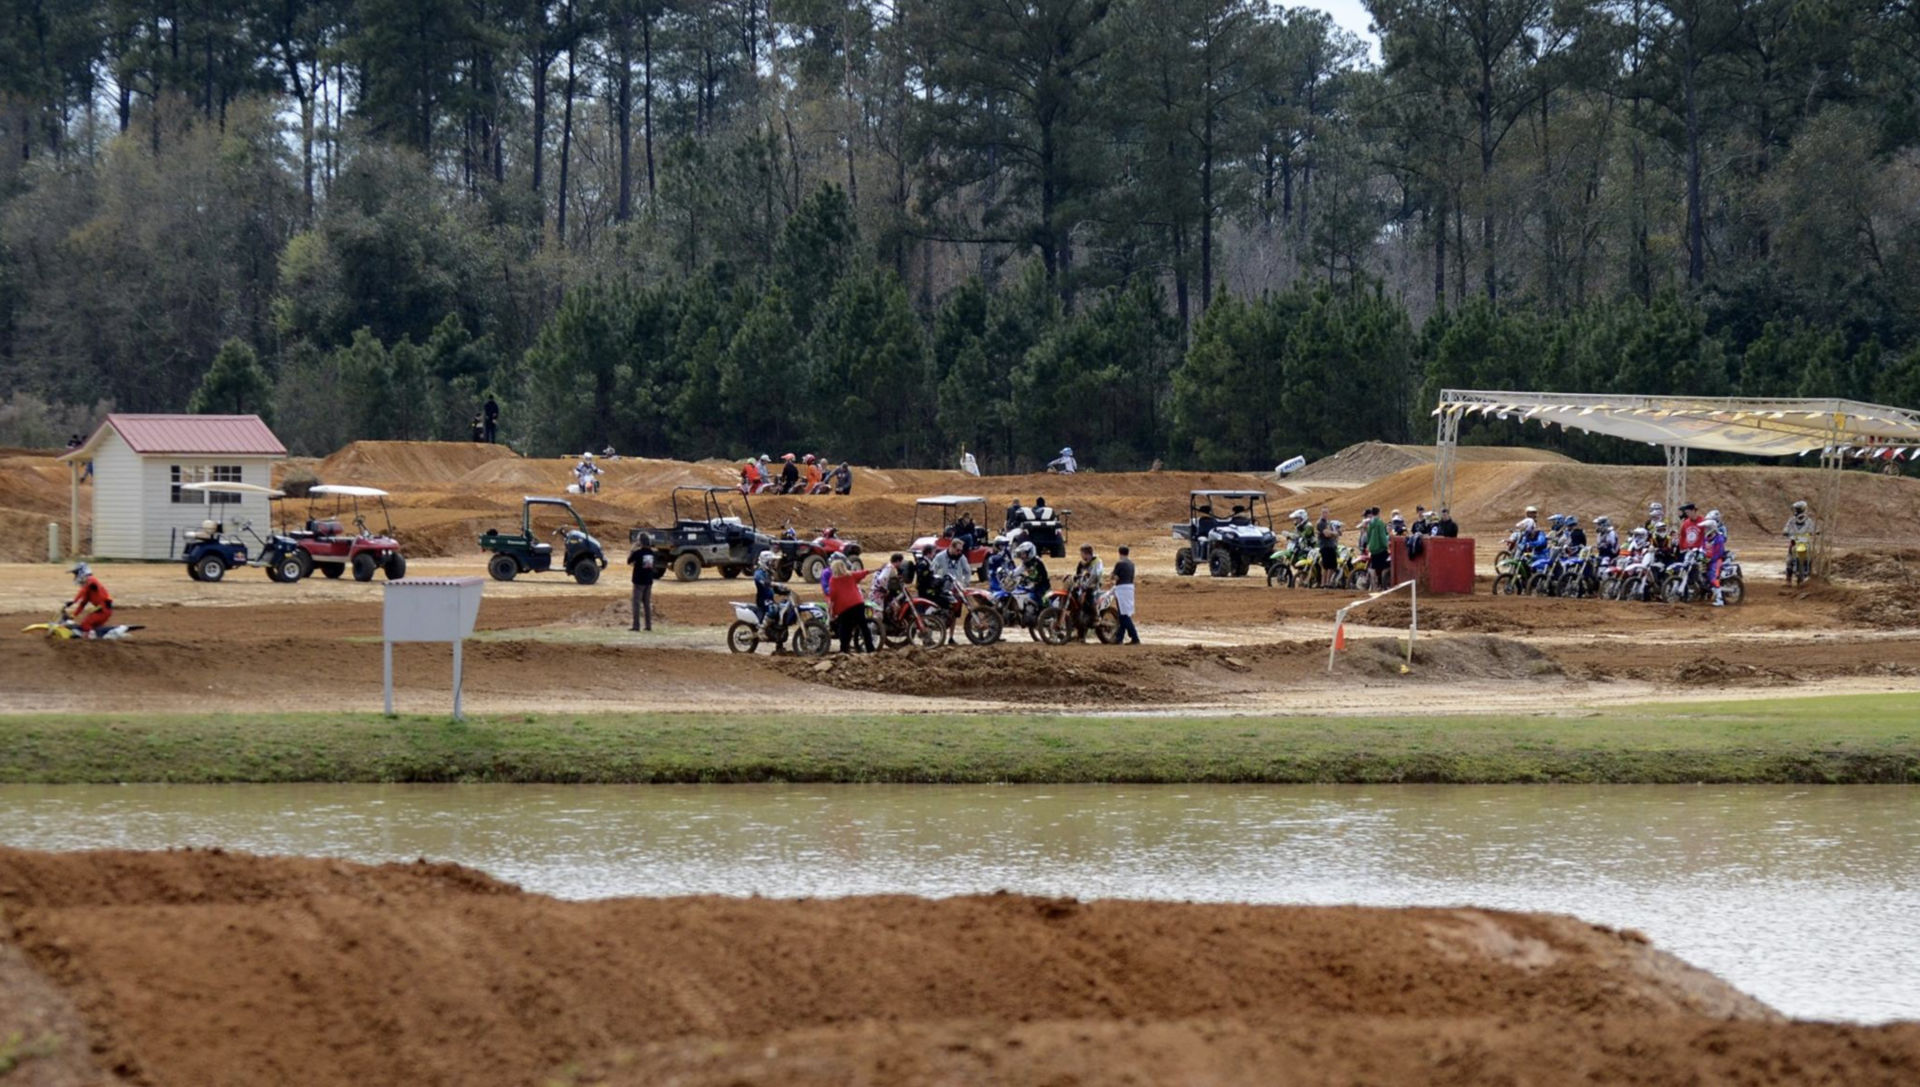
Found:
<box><xmin>4</xmin><ymin>0</ymin><xmax>1920</xmax><ymax>469</ymax></box>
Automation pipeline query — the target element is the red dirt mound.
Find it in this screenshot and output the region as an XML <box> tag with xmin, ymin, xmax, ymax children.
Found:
<box><xmin>317</xmin><ymin>440</ymin><xmax>520</xmax><ymax>486</ymax></box>
<box><xmin>18</xmin><ymin>847</ymin><xmax>1916</xmax><ymax>1087</ymax></box>
<box><xmin>1290</xmin><ymin>440</ymin><xmax>1572</xmax><ymax>484</ymax></box>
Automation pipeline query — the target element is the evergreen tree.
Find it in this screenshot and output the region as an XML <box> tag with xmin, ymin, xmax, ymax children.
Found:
<box><xmin>189</xmin><ymin>339</ymin><xmax>275</xmax><ymax>422</ymax></box>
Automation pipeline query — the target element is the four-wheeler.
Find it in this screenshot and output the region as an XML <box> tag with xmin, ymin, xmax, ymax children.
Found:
<box><xmin>1002</xmin><ymin>499</ymin><xmax>1070</xmax><ymax>559</ymax></box>
<box><xmin>297</xmin><ymin>484</ymin><xmax>407</xmax><ymax>581</ymax></box>
<box><xmin>910</xmin><ymin>496</ymin><xmax>994</xmax><ymax>577</ymax></box>
<box><xmin>767</xmin><ymin>523</ymin><xmax>861</xmax><ymax>583</ymax></box>
<box><xmin>176</xmin><ymin>481</ymin><xmax>311</xmax><ymax>583</ymax></box>
<box><xmin>1173</xmin><ymin>490</ymin><xmax>1277</xmax><ymax>578</ymax></box>
<box><xmin>480</xmin><ymin>497</ymin><xmax>608</xmax><ymax>584</ymax></box>
<box><xmin>628</xmin><ymin>487</ymin><xmax>773</xmax><ymax>582</ymax></box>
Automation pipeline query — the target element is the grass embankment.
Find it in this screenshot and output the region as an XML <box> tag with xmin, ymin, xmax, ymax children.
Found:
<box><xmin>1</xmin><ymin>693</ymin><xmax>1917</xmax><ymax>785</ymax></box>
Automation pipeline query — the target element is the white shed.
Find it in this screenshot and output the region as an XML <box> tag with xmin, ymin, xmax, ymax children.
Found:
<box><xmin>61</xmin><ymin>414</ymin><xmax>287</xmax><ymax>560</ymax></box>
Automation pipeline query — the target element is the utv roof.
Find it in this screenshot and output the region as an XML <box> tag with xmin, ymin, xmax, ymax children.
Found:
<box><xmin>916</xmin><ymin>495</ymin><xmax>987</xmax><ymax>505</ymax></box>
<box><xmin>1190</xmin><ymin>489</ymin><xmax>1269</xmax><ymax>497</ymax></box>
<box><xmin>310</xmin><ymin>484</ymin><xmax>390</xmax><ymax>498</ymax></box>
<box><xmin>179</xmin><ymin>481</ymin><xmax>285</xmax><ymax>498</ymax></box>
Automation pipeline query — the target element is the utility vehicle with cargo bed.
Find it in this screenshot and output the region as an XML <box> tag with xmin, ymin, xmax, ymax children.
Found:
<box><xmin>628</xmin><ymin>486</ymin><xmax>773</xmax><ymax>581</ymax></box>
<box><xmin>1173</xmin><ymin>490</ymin><xmax>1276</xmax><ymax>578</ymax></box>
<box><xmin>480</xmin><ymin>497</ymin><xmax>608</xmax><ymax>584</ymax></box>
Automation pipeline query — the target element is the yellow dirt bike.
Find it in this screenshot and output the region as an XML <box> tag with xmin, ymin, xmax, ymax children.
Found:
<box><xmin>1785</xmin><ymin>535</ymin><xmax>1812</xmax><ymax>586</ymax></box>
<box><xmin>24</xmin><ymin>605</ymin><xmax>142</xmax><ymax>640</ymax></box>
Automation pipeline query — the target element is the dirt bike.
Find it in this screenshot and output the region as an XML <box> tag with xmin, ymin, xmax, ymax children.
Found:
<box><xmin>1037</xmin><ymin>581</ymin><xmax>1120</xmax><ymax>645</ymax></box>
<box><xmin>1551</xmin><ymin>548</ymin><xmax>1602</xmax><ymax>599</ymax></box>
<box><xmin>1661</xmin><ymin>549</ymin><xmax>1710</xmax><ymax>604</ymax></box>
<box><xmin>1785</xmin><ymin>536</ymin><xmax>1812</xmax><ymax>586</ymax></box>
<box><xmin>24</xmin><ymin>605</ymin><xmax>142</xmax><ymax>641</ymax></box>
<box><xmin>568</xmin><ymin>469</ymin><xmax>602</xmax><ymax>495</ymax></box>
<box><xmin>932</xmin><ymin>573</ymin><xmax>1004</xmax><ymax>645</ymax></box>
<box><xmin>875</xmin><ymin>590</ymin><xmax>948</xmax><ymax>649</ymax></box>
<box><xmin>985</xmin><ymin>568</ymin><xmax>1046</xmax><ymax>640</ymax></box>
<box><xmin>726</xmin><ymin>594</ymin><xmax>829</xmax><ymax>655</ymax></box>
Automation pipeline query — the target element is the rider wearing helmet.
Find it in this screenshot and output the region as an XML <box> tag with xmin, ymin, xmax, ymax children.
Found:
<box><xmin>777</xmin><ymin>453</ymin><xmax>801</xmax><ymax>494</ymax></box>
<box><xmin>1563</xmin><ymin>513</ymin><xmax>1586</xmax><ymax>551</ymax></box>
<box><xmin>573</xmin><ymin>451</ymin><xmax>600</xmax><ymax>492</ymax></box>
<box><xmin>67</xmin><ymin>562</ymin><xmax>114</xmax><ymax>637</ymax></box>
<box><xmin>1783</xmin><ymin>499</ymin><xmax>1816</xmax><ymax>539</ymax></box>
<box><xmin>802</xmin><ymin>454</ymin><xmax>824</xmax><ymax>493</ymax></box>
<box><xmin>1015</xmin><ymin>540</ymin><xmax>1050</xmax><ymax>597</ymax></box>
<box><xmin>1702</xmin><ymin>517</ymin><xmax>1729</xmax><ymax>605</ymax></box>
<box><xmin>1645</xmin><ymin>502</ymin><xmax>1664</xmax><ymax>533</ymax></box>
<box><xmin>1047</xmin><ymin>447</ymin><xmax>1078</xmax><ymax>473</ymax></box>
<box><xmin>752</xmin><ymin>550</ymin><xmax>788</xmax><ymax>634</ymax></box>
<box><xmin>1593</xmin><ymin>516</ymin><xmax>1619</xmax><ymax>560</ymax></box>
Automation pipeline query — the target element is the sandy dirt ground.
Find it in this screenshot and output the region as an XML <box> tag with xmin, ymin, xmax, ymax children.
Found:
<box><xmin>1</xmin><ymin>846</ymin><xmax>1916</xmax><ymax>1087</ymax></box>
<box><xmin>5</xmin><ymin>439</ymin><xmax>1920</xmax><ymax>715</ymax></box>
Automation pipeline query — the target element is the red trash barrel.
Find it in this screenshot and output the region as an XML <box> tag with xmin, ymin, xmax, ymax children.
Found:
<box><xmin>1422</xmin><ymin>536</ymin><xmax>1476</xmax><ymax>594</ymax></box>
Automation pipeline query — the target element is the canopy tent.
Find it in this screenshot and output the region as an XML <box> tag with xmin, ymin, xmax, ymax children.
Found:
<box><xmin>1430</xmin><ymin>390</ymin><xmax>1920</xmax><ymax>572</ymax></box>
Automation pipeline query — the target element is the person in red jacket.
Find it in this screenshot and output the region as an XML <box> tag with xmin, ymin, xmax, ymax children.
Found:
<box><xmin>825</xmin><ymin>556</ymin><xmax>875</xmax><ymax>653</ymax></box>
<box><xmin>1676</xmin><ymin>503</ymin><xmax>1705</xmax><ymax>551</ymax></box>
<box><xmin>67</xmin><ymin>562</ymin><xmax>113</xmax><ymax>637</ymax></box>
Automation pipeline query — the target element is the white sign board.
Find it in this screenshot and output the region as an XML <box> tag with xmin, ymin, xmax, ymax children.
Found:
<box><xmin>382</xmin><ymin>577</ymin><xmax>485</xmax><ymax>719</ymax></box>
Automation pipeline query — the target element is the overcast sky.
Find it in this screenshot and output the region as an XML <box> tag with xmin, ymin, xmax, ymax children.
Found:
<box><xmin>1296</xmin><ymin>0</ymin><xmax>1380</xmax><ymax>59</ymax></box>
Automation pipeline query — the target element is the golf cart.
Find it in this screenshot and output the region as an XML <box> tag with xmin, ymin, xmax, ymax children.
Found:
<box><xmin>480</xmin><ymin>497</ymin><xmax>608</xmax><ymax>584</ymax></box>
<box><xmin>296</xmin><ymin>484</ymin><xmax>407</xmax><ymax>581</ymax></box>
<box><xmin>910</xmin><ymin>496</ymin><xmax>993</xmax><ymax>575</ymax></box>
<box><xmin>1173</xmin><ymin>490</ymin><xmax>1277</xmax><ymax>578</ymax></box>
<box><xmin>628</xmin><ymin>487</ymin><xmax>773</xmax><ymax>582</ymax></box>
<box><xmin>1002</xmin><ymin>497</ymin><xmax>1071</xmax><ymax>559</ymax></box>
<box><xmin>177</xmin><ymin>481</ymin><xmax>311</xmax><ymax>583</ymax></box>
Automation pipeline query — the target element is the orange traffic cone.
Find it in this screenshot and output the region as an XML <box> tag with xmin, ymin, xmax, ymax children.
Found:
<box><xmin>1333</xmin><ymin>622</ymin><xmax>1347</xmax><ymax>651</ymax></box>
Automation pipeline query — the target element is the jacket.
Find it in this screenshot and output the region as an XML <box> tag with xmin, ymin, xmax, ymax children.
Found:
<box><xmin>826</xmin><ymin>568</ymin><xmax>873</xmax><ymax>616</ymax></box>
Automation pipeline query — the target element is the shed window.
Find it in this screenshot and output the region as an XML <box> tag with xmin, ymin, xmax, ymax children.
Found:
<box><xmin>171</xmin><ymin>465</ymin><xmax>244</xmax><ymax>504</ymax></box>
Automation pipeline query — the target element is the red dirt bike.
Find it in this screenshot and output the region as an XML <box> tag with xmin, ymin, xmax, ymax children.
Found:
<box><xmin>873</xmin><ymin>589</ymin><xmax>949</xmax><ymax>649</ymax></box>
<box><xmin>1037</xmin><ymin>580</ymin><xmax>1121</xmax><ymax>645</ymax></box>
<box><xmin>929</xmin><ymin>573</ymin><xmax>1004</xmax><ymax>646</ymax></box>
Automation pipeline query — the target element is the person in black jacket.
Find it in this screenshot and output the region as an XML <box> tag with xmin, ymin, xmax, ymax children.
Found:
<box><xmin>482</xmin><ymin>395</ymin><xmax>500</xmax><ymax>443</ymax></box>
<box><xmin>1437</xmin><ymin>508</ymin><xmax>1459</xmax><ymax>538</ymax></box>
<box><xmin>627</xmin><ymin>535</ymin><xmax>658</xmax><ymax>631</ymax></box>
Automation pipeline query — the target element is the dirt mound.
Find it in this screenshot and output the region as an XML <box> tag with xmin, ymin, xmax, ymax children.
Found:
<box><xmin>1338</xmin><ymin>633</ymin><xmax>1562</xmax><ymax>680</ymax></box>
<box><xmin>775</xmin><ymin>642</ymin><xmax>1184</xmax><ymax>704</ymax></box>
<box><xmin>1839</xmin><ymin>584</ymin><xmax>1920</xmax><ymax>629</ymax></box>
<box><xmin>15</xmin><ymin>846</ymin><xmax>1899</xmax><ymax>1087</ymax></box>
<box><xmin>1829</xmin><ymin>549</ymin><xmax>1920</xmax><ymax>585</ymax></box>
<box><xmin>317</xmin><ymin>441</ymin><xmax>520</xmax><ymax>486</ymax></box>
<box><xmin>1290</xmin><ymin>441</ymin><xmax>1572</xmax><ymax>484</ymax></box>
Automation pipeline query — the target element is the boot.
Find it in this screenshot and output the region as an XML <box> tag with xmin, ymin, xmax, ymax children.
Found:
<box><xmin>1712</xmin><ymin>588</ymin><xmax>1725</xmax><ymax>607</ymax></box>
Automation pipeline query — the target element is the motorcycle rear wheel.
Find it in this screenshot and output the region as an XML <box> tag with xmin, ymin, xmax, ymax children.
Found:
<box><xmin>1720</xmin><ymin>576</ymin><xmax>1745</xmax><ymax>606</ymax></box>
<box><xmin>1094</xmin><ymin>610</ymin><xmax>1122</xmax><ymax>644</ymax></box>
<box><xmin>726</xmin><ymin>621</ymin><xmax>759</xmax><ymax>654</ymax></box>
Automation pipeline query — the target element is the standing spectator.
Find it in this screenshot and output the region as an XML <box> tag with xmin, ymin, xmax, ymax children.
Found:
<box><xmin>1111</xmin><ymin>545</ymin><xmax>1140</xmax><ymax>644</ymax></box>
<box><xmin>1676</xmin><ymin>503</ymin><xmax>1705</xmax><ymax>550</ymax></box>
<box><xmin>1362</xmin><ymin>506</ymin><xmax>1391</xmax><ymax>589</ymax></box>
<box><xmin>626</xmin><ymin>535</ymin><xmax>658</xmax><ymax>631</ymax></box>
<box><xmin>827</xmin><ymin>556</ymin><xmax>875</xmax><ymax>652</ymax></box>
<box><xmin>1315</xmin><ymin>506</ymin><xmax>1339</xmax><ymax>587</ymax></box>
<box><xmin>1437</xmin><ymin>508</ymin><xmax>1458</xmax><ymax>537</ymax></box>
<box><xmin>831</xmin><ymin>461</ymin><xmax>854</xmax><ymax>495</ymax></box>
<box><xmin>482</xmin><ymin>395</ymin><xmax>500</xmax><ymax>443</ymax></box>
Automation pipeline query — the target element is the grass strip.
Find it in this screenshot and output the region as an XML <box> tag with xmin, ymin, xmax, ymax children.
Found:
<box><xmin>0</xmin><ymin>692</ymin><xmax>1916</xmax><ymax>785</ymax></box>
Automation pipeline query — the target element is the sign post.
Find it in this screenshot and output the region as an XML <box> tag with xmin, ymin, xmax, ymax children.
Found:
<box><xmin>381</xmin><ymin>577</ymin><xmax>485</xmax><ymax>720</ymax></box>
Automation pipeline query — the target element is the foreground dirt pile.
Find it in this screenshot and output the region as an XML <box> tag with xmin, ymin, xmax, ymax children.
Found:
<box><xmin>2</xmin><ymin>848</ymin><xmax>1916</xmax><ymax>1087</ymax></box>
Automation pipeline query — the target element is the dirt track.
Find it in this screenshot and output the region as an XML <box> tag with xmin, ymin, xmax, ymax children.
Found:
<box><xmin>5</xmin><ymin>440</ymin><xmax>1920</xmax><ymax>714</ymax></box>
<box><xmin>2</xmin><ymin>846</ymin><xmax>1916</xmax><ymax>1087</ymax></box>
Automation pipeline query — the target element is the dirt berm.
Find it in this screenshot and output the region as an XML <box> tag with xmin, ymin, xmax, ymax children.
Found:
<box><xmin>1</xmin><ymin>848</ymin><xmax>1916</xmax><ymax>1087</ymax></box>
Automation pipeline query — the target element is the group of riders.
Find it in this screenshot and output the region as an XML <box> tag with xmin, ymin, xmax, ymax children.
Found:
<box><xmin>743</xmin><ymin>504</ymin><xmax>1132</xmax><ymax>653</ymax></box>
<box><xmin>741</xmin><ymin>453</ymin><xmax>854</xmax><ymax>496</ymax></box>
<box><xmin>1269</xmin><ymin>505</ymin><xmax>1459</xmax><ymax>591</ymax></box>
<box><xmin>1487</xmin><ymin>499</ymin><xmax>1817</xmax><ymax>605</ymax></box>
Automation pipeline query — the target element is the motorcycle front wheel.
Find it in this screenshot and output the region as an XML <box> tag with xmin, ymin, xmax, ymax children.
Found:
<box><xmin>726</xmin><ymin>621</ymin><xmax>760</xmax><ymax>654</ymax></box>
<box><xmin>795</xmin><ymin>619</ymin><xmax>831</xmax><ymax>656</ymax></box>
<box><xmin>1036</xmin><ymin>604</ymin><xmax>1072</xmax><ymax>646</ymax></box>
<box><xmin>964</xmin><ymin>606</ymin><xmax>1003</xmax><ymax>646</ymax></box>
<box><xmin>1094</xmin><ymin>610</ymin><xmax>1122</xmax><ymax>644</ymax></box>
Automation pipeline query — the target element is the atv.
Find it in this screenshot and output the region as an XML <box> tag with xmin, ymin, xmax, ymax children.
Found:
<box><xmin>480</xmin><ymin>497</ymin><xmax>608</xmax><ymax>584</ymax></box>
<box><xmin>766</xmin><ymin>523</ymin><xmax>862</xmax><ymax>583</ymax></box>
<box><xmin>296</xmin><ymin>484</ymin><xmax>407</xmax><ymax>582</ymax></box>
<box><xmin>628</xmin><ymin>487</ymin><xmax>773</xmax><ymax>582</ymax></box>
<box><xmin>1173</xmin><ymin>490</ymin><xmax>1278</xmax><ymax>578</ymax></box>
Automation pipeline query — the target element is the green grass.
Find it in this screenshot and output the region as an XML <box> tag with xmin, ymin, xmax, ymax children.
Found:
<box><xmin>1</xmin><ymin>692</ymin><xmax>1916</xmax><ymax>785</ymax></box>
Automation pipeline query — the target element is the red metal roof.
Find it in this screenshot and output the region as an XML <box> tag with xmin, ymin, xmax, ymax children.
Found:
<box><xmin>68</xmin><ymin>414</ymin><xmax>287</xmax><ymax>458</ymax></box>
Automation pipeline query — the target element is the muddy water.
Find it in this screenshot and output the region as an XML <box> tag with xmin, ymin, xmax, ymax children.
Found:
<box><xmin>0</xmin><ymin>783</ymin><xmax>1913</xmax><ymax>1023</ymax></box>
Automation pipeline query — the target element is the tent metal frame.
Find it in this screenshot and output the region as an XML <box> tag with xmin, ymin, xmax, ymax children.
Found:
<box><xmin>1432</xmin><ymin>390</ymin><xmax>1920</xmax><ymax>576</ymax></box>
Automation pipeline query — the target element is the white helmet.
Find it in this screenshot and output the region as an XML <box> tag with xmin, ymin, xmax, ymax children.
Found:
<box><xmin>1059</xmin><ymin>447</ymin><xmax>1073</xmax><ymax>456</ymax></box>
<box><xmin>1649</xmin><ymin>501</ymin><xmax>1664</xmax><ymax>513</ymax></box>
<box><xmin>1707</xmin><ymin>509</ymin><xmax>1722</xmax><ymax>523</ymax></box>
<box><xmin>1630</xmin><ymin>527</ymin><xmax>1648</xmax><ymax>541</ymax></box>
<box><xmin>1290</xmin><ymin>508</ymin><xmax>1307</xmax><ymax>522</ymax></box>
<box><xmin>1792</xmin><ymin>500</ymin><xmax>1808</xmax><ymax>512</ymax></box>
<box><xmin>582</xmin><ymin>451</ymin><xmax>595</xmax><ymax>461</ymax></box>
<box><xmin>70</xmin><ymin>562</ymin><xmax>91</xmax><ymax>584</ymax></box>
<box><xmin>757</xmin><ymin>550</ymin><xmax>778</xmax><ymax>570</ymax></box>
<box><xmin>1702</xmin><ymin>518</ymin><xmax>1720</xmax><ymax>533</ymax></box>
<box><xmin>1015</xmin><ymin>541</ymin><xmax>1037</xmax><ymax>559</ymax></box>
<box><xmin>1595</xmin><ymin>516</ymin><xmax>1611</xmax><ymax>529</ymax></box>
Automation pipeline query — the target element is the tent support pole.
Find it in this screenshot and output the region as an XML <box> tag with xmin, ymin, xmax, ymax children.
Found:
<box><xmin>1815</xmin><ymin>415</ymin><xmax>1844</xmax><ymax>578</ymax></box>
<box><xmin>1433</xmin><ymin>402</ymin><xmax>1460</xmax><ymax>516</ymax></box>
<box><xmin>1663</xmin><ymin>445</ymin><xmax>1688</xmax><ymax>521</ymax></box>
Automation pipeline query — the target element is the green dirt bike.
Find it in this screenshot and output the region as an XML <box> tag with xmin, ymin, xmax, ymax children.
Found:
<box><xmin>1490</xmin><ymin>549</ymin><xmax>1532</xmax><ymax>596</ymax></box>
